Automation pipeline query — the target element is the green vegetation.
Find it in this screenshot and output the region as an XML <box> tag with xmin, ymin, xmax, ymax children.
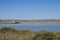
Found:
<box><xmin>0</xmin><ymin>27</ymin><xmax>60</xmax><ymax>40</ymax></box>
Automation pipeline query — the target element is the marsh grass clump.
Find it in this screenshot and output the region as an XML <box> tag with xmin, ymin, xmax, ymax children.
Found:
<box><xmin>33</xmin><ymin>31</ymin><xmax>60</xmax><ymax>40</ymax></box>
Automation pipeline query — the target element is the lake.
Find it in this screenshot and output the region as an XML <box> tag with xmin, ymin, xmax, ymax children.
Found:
<box><xmin>0</xmin><ymin>23</ymin><xmax>60</xmax><ymax>32</ymax></box>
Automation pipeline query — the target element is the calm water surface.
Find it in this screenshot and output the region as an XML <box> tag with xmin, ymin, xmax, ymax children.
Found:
<box><xmin>0</xmin><ymin>23</ymin><xmax>60</xmax><ymax>32</ymax></box>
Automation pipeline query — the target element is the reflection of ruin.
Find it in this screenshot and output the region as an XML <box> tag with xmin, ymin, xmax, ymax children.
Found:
<box><xmin>11</xmin><ymin>21</ymin><xmax>19</xmax><ymax>24</ymax></box>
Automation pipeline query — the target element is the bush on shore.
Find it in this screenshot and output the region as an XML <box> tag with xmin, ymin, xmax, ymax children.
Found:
<box><xmin>0</xmin><ymin>27</ymin><xmax>60</xmax><ymax>40</ymax></box>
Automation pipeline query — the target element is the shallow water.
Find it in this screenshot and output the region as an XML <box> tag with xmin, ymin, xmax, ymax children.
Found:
<box><xmin>0</xmin><ymin>23</ymin><xmax>60</xmax><ymax>32</ymax></box>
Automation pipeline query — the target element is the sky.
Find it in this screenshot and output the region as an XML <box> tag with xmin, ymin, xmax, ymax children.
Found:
<box><xmin>0</xmin><ymin>0</ymin><xmax>60</xmax><ymax>20</ymax></box>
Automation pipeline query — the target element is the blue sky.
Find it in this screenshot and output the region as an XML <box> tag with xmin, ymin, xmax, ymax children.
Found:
<box><xmin>0</xmin><ymin>0</ymin><xmax>60</xmax><ymax>20</ymax></box>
